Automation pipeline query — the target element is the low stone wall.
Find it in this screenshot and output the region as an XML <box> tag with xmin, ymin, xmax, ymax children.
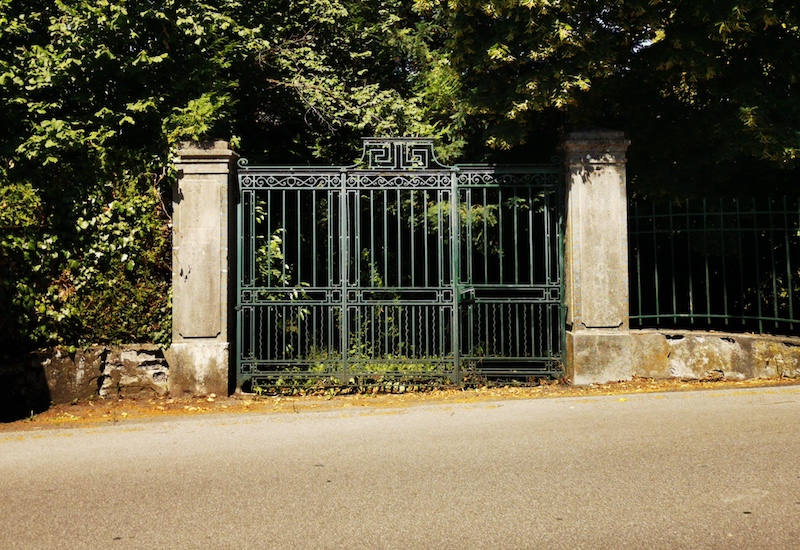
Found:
<box><xmin>48</xmin><ymin>345</ymin><xmax>169</xmax><ymax>402</ymax></box>
<box><xmin>631</xmin><ymin>330</ymin><xmax>800</xmax><ymax>380</ymax></box>
<box><xmin>1</xmin><ymin>345</ymin><xmax>168</xmax><ymax>420</ymax></box>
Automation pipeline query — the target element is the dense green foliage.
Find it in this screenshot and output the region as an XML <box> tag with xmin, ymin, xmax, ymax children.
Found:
<box><xmin>0</xmin><ymin>0</ymin><xmax>438</xmax><ymax>350</ymax></box>
<box><xmin>1</xmin><ymin>0</ymin><xmax>798</xmax><ymax>350</ymax></box>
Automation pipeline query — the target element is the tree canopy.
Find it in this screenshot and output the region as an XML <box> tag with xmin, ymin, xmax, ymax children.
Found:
<box><xmin>1</xmin><ymin>0</ymin><xmax>798</xmax><ymax>350</ymax></box>
<box><xmin>416</xmin><ymin>0</ymin><xmax>800</xmax><ymax>193</ymax></box>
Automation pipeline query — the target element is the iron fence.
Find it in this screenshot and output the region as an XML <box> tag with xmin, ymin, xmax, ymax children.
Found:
<box><xmin>629</xmin><ymin>196</ymin><xmax>800</xmax><ymax>335</ymax></box>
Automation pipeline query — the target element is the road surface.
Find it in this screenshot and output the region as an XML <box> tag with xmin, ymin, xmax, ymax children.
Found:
<box><xmin>2</xmin><ymin>386</ymin><xmax>799</xmax><ymax>549</ymax></box>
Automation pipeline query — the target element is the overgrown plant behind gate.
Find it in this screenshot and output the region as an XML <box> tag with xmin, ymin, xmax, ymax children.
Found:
<box><xmin>236</xmin><ymin>138</ymin><xmax>564</xmax><ymax>392</ymax></box>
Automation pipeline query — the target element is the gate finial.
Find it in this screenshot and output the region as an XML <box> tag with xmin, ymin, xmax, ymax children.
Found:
<box><xmin>357</xmin><ymin>137</ymin><xmax>449</xmax><ymax>170</ymax></box>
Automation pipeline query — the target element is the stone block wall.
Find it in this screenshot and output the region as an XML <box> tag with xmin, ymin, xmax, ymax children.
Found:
<box><xmin>98</xmin><ymin>346</ymin><xmax>169</xmax><ymax>397</ymax></box>
<box><xmin>1</xmin><ymin>345</ymin><xmax>168</xmax><ymax>420</ymax></box>
<box><xmin>630</xmin><ymin>330</ymin><xmax>800</xmax><ymax>381</ymax></box>
<box><xmin>5</xmin><ymin>344</ymin><xmax>169</xmax><ymax>404</ymax></box>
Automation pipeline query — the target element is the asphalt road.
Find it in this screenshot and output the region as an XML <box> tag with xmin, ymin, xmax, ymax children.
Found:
<box><xmin>1</xmin><ymin>386</ymin><xmax>799</xmax><ymax>549</ymax></box>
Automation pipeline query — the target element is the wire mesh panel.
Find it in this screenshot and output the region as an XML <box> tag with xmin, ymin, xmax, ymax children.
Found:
<box><xmin>237</xmin><ymin>139</ymin><xmax>564</xmax><ymax>390</ymax></box>
<box><xmin>629</xmin><ymin>196</ymin><xmax>800</xmax><ymax>335</ymax></box>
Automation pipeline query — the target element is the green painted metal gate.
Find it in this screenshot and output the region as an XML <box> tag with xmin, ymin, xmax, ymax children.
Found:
<box><xmin>236</xmin><ymin>138</ymin><xmax>563</xmax><ymax>390</ymax></box>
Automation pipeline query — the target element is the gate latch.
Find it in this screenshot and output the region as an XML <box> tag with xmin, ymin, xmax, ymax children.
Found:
<box><xmin>458</xmin><ymin>287</ymin><xmax>476</xmax><ymax>304</ymax></box>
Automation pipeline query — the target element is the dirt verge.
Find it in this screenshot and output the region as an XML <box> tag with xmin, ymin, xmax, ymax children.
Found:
<box><xmin>3</xmin><ymin>376</ymin><xmax>799</xmax><ymax>432</ymax></box>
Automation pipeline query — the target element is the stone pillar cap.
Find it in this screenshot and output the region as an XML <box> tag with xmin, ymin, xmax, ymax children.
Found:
<box><xmin>561</xmin><ymin>129</ymin><xmax>630</xmax><ymax>163</ymax></box>
<box><xmin>176</xmin><ymin>141</ymin><xmax>238</xmax><ymax>160</ymax></box>
<box><xmin>565</xmin><ymin>129</ymin><xmax>628</xmax><ymax>142</ymax></box>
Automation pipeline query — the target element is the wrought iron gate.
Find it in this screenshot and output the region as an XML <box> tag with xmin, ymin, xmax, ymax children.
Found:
<box><xmin>236</xmin><ymin>138</ymin><xmax>563</xmax><ymax>390</ymax></box>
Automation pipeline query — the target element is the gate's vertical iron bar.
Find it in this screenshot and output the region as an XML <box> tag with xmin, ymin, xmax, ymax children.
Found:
<box><xmin>446</xmin><ymin>188</ymin><xmax>454</xmax><ymax>368</ymax></box>
<box><xmin>483</xmin><ymin>187</ymin><xmax>490</xmax><ymax>352</ymax></box>
<box><xmin>764</xmin><ymin>197</ymin><xmax>779</xmax><ymax>329</ymax></box>
<box><xmin>401</xmin><ymin>302</ymin><xmax>409</xmax><ymax>360</ymax></box>
<box><xmin>543</xmin><ymin>187</ymin><xmax>552</xmax><ymax>355</ymax></box>
<box><xmin>720</xmin><ymin>199</ymin><xmax>729</xmax><ymax>325</ymax></box>
<box><xmin>703</xmin><ymin>199</ymin><xmax>711</xmax><ymax>323</ymax></box>
<box><xmin>373</xmin><ymin>189</ymin><xmax>382</xmax><ymax>360</ymax></box>
<box><xmin>538</xmin><ymin>189</ymin><xmax>545</xmax><ymax>356</ymax></box>
<box><xmin>354</xmin><ymin>185</ymin><xmax>363</xmax><ymax>364</ymax></box>
<box><xmin>281</xmin><ymin>190</ymin><xmax>287</xmax><ymax>286</ymax></box>
<box><xmin>753</xmin><ymin>197</ymin><xmax>763</xmax><ymax>333</ymax></box>
<box><xmin>512</xmin><ymin>188</ymin><xmax>521</xmax><ymax>356</ymax></box>
<box><xmin>785</xmin><ymin>196</ymin><xmax>795</xmax><ymax>329</ymax></box>
<box><xmin>789</xmin><ymin>199</ymin><xmax>800</xmax><ymax>329</ymax></box>
<box><xmin>542</xmin><ymin>189</ymin><xmax>555</xmax><ymax>288</ymax></box>
<box><xmin>339</xmin><ymin>169</ymin><xmax>348</xmax><ymax>382</ymax></box>
<box><xmin>559</xmin><ymin>182</ymin><xmax>566</xmax><ymax>369</ymax></box>
<box><xmin>423</xmin><ymin>189</ymin><xmax>430</xmax><ymax>288</ymax></box>
<box><xmin>353</xmin><ymin>189</ymin><xmax>361</xmax><ymax>289</ymax></box>
<box><xmin>423</xmin><ymin>301</ymin><xmax>429</xmax><ymax>359</ymax></box>
<box><xmin>396</xmin><ymin>188</ymin><xmax>402</xmax><ymax>288</ymax></box>
<box><xmin>247</xmin><ymin>190</ymin><xmax>258</xmax><ymax>374</ymax></box>
<box><xmin>295</xmin><ymin>190</ymin><xmax>303</xmax><ymax>360</ymax></box>
<box><xmin>768</xmin><ymin>198</ymin><xmax>779</xmax><ymax>329</ymax></box>
<box><xmin>498</xmin><ymin>187</ymin><xmax>505</xmax><ymax>284</ymax></box>
<box><xmin>236</xmin><ymin>179</ymin><xmax>244</xmax><ymax>386</ymax></box>
<box><xmin>369</xmin><ymin>189</ymin><xmax>376</xmax><ymax>288</ymax></box>
<box><xmin>669</xmin><ymin>201</ymin><xmax>679</xmax><ymax>322</ymax></box>
<box><xmin>370</xmin><ymin>295</ymin><xmax>375</xmax><ymax>360</ymax></box>
<box><xmin>459</xmin><ymin>185</ymin><xmax>467</xmax><ymax>295</ymax></box>
<box><xmin>633</xmin><ymin>201</ymin><xmax>643</xmax><ymax>325</ymax></box>
<box><xmin>652</xmin><ymin>201</ymin><xmax>661</xmax><ymax>324</ymax></box>
<box><xmin>685</xmin><ymin>200</ymin><xmax>694</xmax><ymax>323</ymax></box>
<box><xmin>327</xmin><ymin>188</ymin><xmax>335</xmax><ymax>364</ymax></box>
<box><xmin>384</xmin><ymin>281</ymin><xmax>390</xmax><ymax>359</ymax></box>
<box><xmin>513</xmin><ymin>189</ymin><xmax>520</xmax><ymax>285</ymax></box>
<box><xmin>264</xmin><ymin>188</ymin><xmax>271</xmax><ymax>287</ymax></box>
<box><xmin>451</xmin><ymin>171</ymin><xmax>461</xmax><ymax>383</ymax></box>
<box><xmin>465</xmin><ymin>185</ymin><xmax>474</xmax><ymax>358</ymax></box>
<box><xmin>437</xmin><ymin>189</ymin><xmax>445</xmax><ymax>361</ymax></box>
<box><xmin>544</xmin><ymin>188</ymin><xmax>560</xmax><ymax>357</ymax></box>
<box><xmin>552</xmin><ymin>189</ymin><xmax>559</xmax><ymax>284</ymax></box>
<box><xmin>280</xmin><ymin>304</ymin><xmax>287</xmax><ymax>360</ymax></box>
<box><xmin>410</xmin><ymin>189</ymin><xmax>416</xmax><ymax>287</ymax></box>
<box><xmin>266</xmin><ymin>189</ymin><xmax>277</xmax><ymax>365</ymax></box>
<box><xmin>262</xmin><ymin>306</ymin><xmax>268</xmax><ymax>367</ymax></box>
<box><xmin>462</xmin><ymin>185</ymin><xmax>467</xmax><ymax>358</ymax></box>
<box><xmin>420</xmin><ymin>190</ymin><xmax>428</xmax><ymax>359</ymax></box>
<box><xmin>498</xmin><ymin>188</ymin><xmax>506</xmax><ymax>355</ymax></box>
<box><xmin>735</xmin><ymin>199</ymin><xmax>745</xmax><ymax>324</ymax></box>
<box><xmin>242</xmin><ymin>187</ymin><xmax>251</xmax><ymax>375</ymax></box>
<box><xmin>296</xmin><ymin>190</ymin><xmax>302</xmax><ymax>291</ymax></box>
<box><xmin>483</xmin><ymin>187</ymin><xmax>489</xmax><ymax>283</ymax></box>
<box><xmin>385</xmin><ymin>188</ymin><xmax>391</xmax><ymax>358</ymax></box>
<box><xmin>311</xmin><ymin>189</ymin><xmax>317</xmax><ymax>289</ymax></box>
<box><xmin>528</xmin><ymin>188</ymin><xmax>536</xmax><ymax>285</ymax></box>
<box><xmin>327</xmin><ymin>189</ymin><xmax>333</xmax><ymax>290</ymax></box>
<box><xmin>383</xmin><ymin>190</ymin><xmax>389</xmax><ymax>288</ymax></box>
<box><xmin>548</xmin><ymin>188</ymin><xmax>556</xmax><ymax>359</ymax></box>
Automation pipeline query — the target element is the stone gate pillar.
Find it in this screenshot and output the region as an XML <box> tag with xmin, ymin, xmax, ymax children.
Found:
<box><xmin>166</xmin><ymin>141</ymin><xmax>237</xmax><ymax>396</ymax></box>
<box><xmin>562</xmin><ymin>131</ymin><xmax>632</xmax><ymax>384</ymax></box>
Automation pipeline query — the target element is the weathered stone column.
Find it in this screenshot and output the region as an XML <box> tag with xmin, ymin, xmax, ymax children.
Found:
<box><xmin>562</xmin><ymin>131</ymin><xmax>632</xmax><ymax>384</ymax></box>
<box><xmin>166</xmin><ymin>141</ymin><xmax>237</xmax><ymax>396</ymax></box>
